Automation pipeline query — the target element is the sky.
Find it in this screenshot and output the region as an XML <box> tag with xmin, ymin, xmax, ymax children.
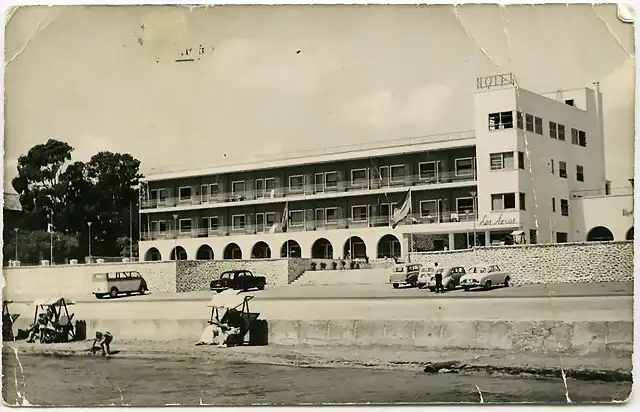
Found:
<box><xmin>3</xmin><ymin>4</ymin><xmax>635</xmax><ymax>192</ymax></box>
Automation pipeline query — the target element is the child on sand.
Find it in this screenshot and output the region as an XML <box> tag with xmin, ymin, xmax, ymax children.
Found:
<box><xmin>91</xmin><ymin>331</ymin><xmax>113</xmax><ymax>356</ymax></box>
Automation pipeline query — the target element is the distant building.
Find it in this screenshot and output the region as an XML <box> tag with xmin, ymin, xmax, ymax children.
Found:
<box><xmin>137</xmin><ymin>73</ymin><xmax>616</xmax><ymax>261</ymax></box>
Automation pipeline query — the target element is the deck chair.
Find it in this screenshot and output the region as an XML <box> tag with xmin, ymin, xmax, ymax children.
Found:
<box><xmin>57</xmin><ymin>313</ymin><xmax>75</xmax><ymax>342</ymax></box>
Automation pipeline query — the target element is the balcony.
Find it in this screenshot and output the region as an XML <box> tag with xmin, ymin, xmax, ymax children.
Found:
<box><xmin>141</xmin><ymin>170</ymin><xmax>477</xmax><ymax>211</ymax></box>
<box><xmin>140</xmin><ymin>211</ymin><xmax>477</xmax><ymax>241</ymax></box>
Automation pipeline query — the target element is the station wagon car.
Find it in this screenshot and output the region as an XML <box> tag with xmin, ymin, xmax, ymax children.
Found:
<box><xmin>389</xmin><ymin>263</ymin><xmax>422</xmax><ymax>289</ymax></box>
<box><xmin>460</xmin><ymin>263</ymin><xmax>511</xmax><ymax>291</ymax></box>
<box><xmin>422</xmin><ymin>265</ymin><xmax>467</xmax><ymax>292</ymax></box>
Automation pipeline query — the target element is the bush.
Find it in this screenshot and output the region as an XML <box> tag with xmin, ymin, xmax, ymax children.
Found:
<box><xmin>341</xmin><ymin>260</ymin><xmax>346</xmax><ymax>269</ymax></box>
<box><xmin>332</xmin><ymin>261</ymin><xmax>338</xmax><ymax>270</ymax></box>
<box><xmin>310</xmin><ymin>262</ymin><xmax>317</xmax><ymax>271</ymax></box>
<box><xmin>355</xmin><ymin>262</ymin><xmax>361</xmax><ymax>269</ymax></box>
<box><xmin>349</xmin><ymin>261</ymin><xmax>356</xmax><ymax>269</ymax></box>
<box><xmin>320</xmin><ymin>262</ymin><xmax>327</xmax><ymax>270</ymax></box>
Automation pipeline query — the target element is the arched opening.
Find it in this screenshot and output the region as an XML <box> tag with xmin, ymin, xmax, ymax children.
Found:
<box><xmin>586</xmin><ymin>226</ymin><xmax>614</xmax><ymax>242</ymax></box>
<box><xmin>626</xmin><ymin>226</ymin><xmax>634</xmax><ymax>240</ymax></box>
<box><xmin>170</xmin><ymin>246</ymin><xmax>188</xmax><ymax>260</ymax></box>
<box><xmin>251</xmin><ymin>241</ymin><xmax>272</xmax><ymax>259</ymax></box>
<box><xmin>377</xmin><ymin>234</ymin><xmax>401</xmax><ymax>258</ymax></box>
<box><xmin>223</xmin><ymin>243</ymin><xmax>243</xmax><ymax>260</ymax></box>
<box><xmin>343</xmin><ymin>236</ymin><xmax>366</xmax><ymax>259</ymax></box>
<box><xmin>280</xmin><ymin>240</ymin><xmax>301</xmax><ymax>258</ymax></box>
<box><xmin>196</xmin><ymin>245</ymin><xmax>214</xmax><ymax>260</ymax></box>
<box><xmin>144</xmin><ymin>247</ymin><xmax>162</xmax><ymax>261</ymax></box>
<box><xmin>311</xmin><ymin>238</ymin><xmax>333</xmax><ymax>259</ymax></box>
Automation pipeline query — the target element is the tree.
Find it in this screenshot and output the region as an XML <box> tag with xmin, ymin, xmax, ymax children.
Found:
<box><xmin>3</xmin><ymin>230</ymin><xmax>80</xmax><ymax>265</ymax></box>
<box><xmin>116</xmin><ymin>236</ymin><xmax>139</xmax><ymax>259</ymax></box>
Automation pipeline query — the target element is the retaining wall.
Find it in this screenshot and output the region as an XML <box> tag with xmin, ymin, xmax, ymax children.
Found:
<box><xmin>2</xmin><ymin>261</ymin><xmax>177</xmax><ymax>300</ymax></box>
<box><xmin>409</xmin><ymin>241</ymin><xmax>634</xmax><ymax>285</ymax></box>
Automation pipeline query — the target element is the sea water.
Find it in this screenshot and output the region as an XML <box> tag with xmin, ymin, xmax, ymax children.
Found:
<box><xmin>2</xmin><ymin>354</ymin><xmax>631</xmax><ymax>406</ymax></box>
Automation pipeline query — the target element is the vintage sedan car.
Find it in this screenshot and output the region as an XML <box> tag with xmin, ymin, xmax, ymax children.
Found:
<box><xmin>416</xmin><ymin>266</ymin><xmax>436</xmax><ymax>289</ymax></box>
<box><xmin>389</xmin><ymin>263</ymin><xmax>422</xmax><ymax>289</ymax></box>
<box><xmin>423</xmin><ymin>265</ymin><xmax>467</xmax><ymax>292</ymax></box>
<box><xmin>460</xmin><ymin>263</ymin><xmax>511</xmax><ymax>291</ymax></box>
<box><xmin>210</xmin><ymin>270</ymin><xmax>267</xmax><ymax>292</ymax></box>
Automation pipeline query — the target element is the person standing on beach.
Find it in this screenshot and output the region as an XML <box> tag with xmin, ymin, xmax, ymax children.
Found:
<box><xmin>91</xmin><ymin>331</ymin><xmax>113</xmax><ymax>356</ymax></box>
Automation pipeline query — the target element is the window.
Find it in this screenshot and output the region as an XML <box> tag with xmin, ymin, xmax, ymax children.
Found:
<box><xmin>519</xmin><ymin>193</ymin><xmax>526</xmax><ymax>210</ymax></box>
<box><xmin>556</xmin><ymin>232</ymin><xmax>568</xmax><ymax>243</ymax></box>
<box><xmin>325</xmin><ymin>172</ymin><xmax>338</xmax><ymax>189</ymax></box>
<box><xmin>351</xmin><ymin>205</ymin><xmax>368</xmax><ymax>222</ymax></box>
<box><xmin>351</xmin><ymin>169</ymin><xmax>367</xmax><ymax>186</ymax></box>
<box><xmin>578</xmin><ymin>130</ymin><xmax>587</xmax><ymax>147</ymax></box>
<box><xmin>314</xmin><ymin>173</ymin><xmax>324</xmax><ymax>191</ymax></box>
<box><xmin>232</xmin><ymin>215</ymin><xmax>245</xmax><ymax>230</ymax></box>
<box><xmin>559</xmin><ymin>161</ymin><xmax>567</xmax><ymax>178</ymax></box>
<box><xmin>232</xmin><ymin>181</ymin><xmax>245</xmax><ymax>195</ymax></box>
<box><xmin>565</xmin><ymin>99</ymin><xmax>574</xmax><ymax>107</ymax></box>
<box><xmin>289</xmin><ymin>175</ymin><xmax>304</xmax><ymax>192</ymax></box>
<box><xmin>158</xmin><ymin>221</ymin><xmax>167</xmax><ymax>232</ymax></box>
<box><xmin>378</xmin><ymin>203</ymin><xmax>396</xmax><ymax>222</ymax></box>
<box><xmin>255</xmin><ymin>212</ymin><xmax>276</xmax><ymax>232</ymax></box>
<box><xmin>390</xmin><ymin>165</ymin><xmax>406</xmax><ymax>183</ymax></box>
<box><xmin>456</xmin><ymin>197</ymin><xmax>474</xmax><ymax>215</ymax></box>
<box><xmin>150</xmin><ymin>188</ymin><xmax>168</xmax><ymax>204</ymax></box>
<box><xmin>455</xmin><ymin>158</ymin><xmax>474</xmax><ymax>176</ymax></box>
<box><xmin>420</xmin><ymin>200</ymin><xmax>440</xmax><ymax>219</ymax></box>
<box><xmin>525</xmin><ymin>113</ymin><xmax>534</xmax><ymax>132</ymax></box>
<box><xmin>289</xmin><ymin>210</ymin><xmax>305</xmax><ymax>227</ymax></box>
<box><xmin>534</xmin><ymin>117</ymin><xmax>543</xmax><ymax>135</ymax></box>
<box><xmin>552</xmin><ymin>197</ymin><xmax>556</xmax><ymax>212</ymax></box>
<box><xmin>255</xmin><ymin>178</ymin><xmax>275</xmax><ymax>197</ymax></box>
<box><xmin>179</xmin><ymin>186</ymin><xmax>192</xmax><ymax>201</ymax></box>
<box><xmin>201</xmin><ymin>184</ymin><xmax>217</xmax><ymax>202</ymax></box>
<box><xmin>179</xmin><ymin>219</ymin><xmax>192</xmax><ymax>233</ymax></box>
<box><xmin>150</xmin><ymin>221</ymin><xmax>158</xmax><ymax>233</ymax></box>
<box><xmin>516</xmin><ymin>111</ymin><xmax>524</xmax><ymax>129</ymax></box>
<box><xmin>571</xmin><ymin>128</ymin><xmax>579</xmax><ymax>145</ymax></box>
<box><xmin>560</xmin><ymin>199</ymin><xmax>569</xmax><ymax>216</ymax></box>
<box><xmin>488</xmin><ymin>111</ymin><xmax>514</xmax><ymax>130</ymax></box>
<box><xmin>491</xmin><ymin>193</ymin><xmax>516</xmax><ymax>210</ymax></box>
<box><xmin>550</xmin><ymin>159</ymin><xmax>555</xmax><ymax>174</ymax></box>
<box><xmin>549</xmin><ymin>122</ymin><xmax>558</xmax><ymax>139</ymax></box>
<box><xmin>518</xmin><ymin>151</ymin><xmax>525</xmax><ymax>169</ymax></box>
<box><xmin>325</xmin><ymin>207</ymin><xmax>338</xmax><ymax>224</ymax></box>
<box><xmin>557</xmin><ymin>124</ymin><xmax>566</xmax><ymax>141</ymax></box>
<box><xmin>529</xmin><ymin>229</ymin><xmax>538</xmax><ymax>244</ymax></box>
<box><xmin>418</xmin><ymin>162</ymin><xmax>437</xmax><ymax>181</ymax></box>
<box><xmin>489</xmin><ymin>152</ymin><xmax>514</xmax><ymax>170</ymax></box>
<box><xmin>209</xmin><ymin>216</ymin><xmax>219</xmax><ymax>231</ymax></box>
<box><xmin>576</xmin><ymin>165</ymin><xmax>584</xmax><ymax>182</ymax></box>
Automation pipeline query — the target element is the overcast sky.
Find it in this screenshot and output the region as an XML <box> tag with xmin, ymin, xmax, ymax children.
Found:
<box><xmin>3</xmin><ymin>4</ymin><xmax>635</xmax><ymax>192</ymax></box>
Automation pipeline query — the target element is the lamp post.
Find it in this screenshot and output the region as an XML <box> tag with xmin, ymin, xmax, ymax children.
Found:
<box><xmin>470</xmin><ymin>191</ymin><xmax>477</xmax><ymax>249</ymax></box>
<box><xmin>129</xmin><ymin>201</ymin><xmax>133</xmax><ymax>260</ymax></box>
<box><xmin>173</xmin><ymin>214</ymin><xmax>178</xmax><ymax>260</ymax></box>
<box><xmin>87</xmin><ymin>222</ymin><xmax>92</xmax><ymax>262</ymax></box>
<box><xmin>14</xmin><ymin>228</ymin><xmax>18</xmax><ymax>261</ymax></box>
<box><xmin>464</xmin><ymin>210</ymin><xmax>471</xmax><ymax>248</ymax></box>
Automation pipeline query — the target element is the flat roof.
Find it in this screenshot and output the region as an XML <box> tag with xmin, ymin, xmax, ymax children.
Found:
<box><xmin>145</xmin><ymin>129</ymin><xmax>476</xmax><ymax>182</ymax></box>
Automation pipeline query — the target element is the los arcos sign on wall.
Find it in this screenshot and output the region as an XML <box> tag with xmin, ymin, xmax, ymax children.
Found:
<box><xmin>477</xmin><ymin>214</ymin><xmax>518</xmax><ymax>227</ymax></box>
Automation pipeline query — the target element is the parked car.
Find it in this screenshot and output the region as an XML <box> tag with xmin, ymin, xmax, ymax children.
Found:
<box><xmin>210</xmin><ymin>270</ymin><xmax>267</xmax><ymax>292</ymax></box>
<box><xmin>423</xmin><ymin>265</ymin><xmax>467</xmax><ymax>291</ymax></box>
<box><xmin>93</xmin><ymin>271</ymin><xmax>148</xmax><ymax>299</ymax></box>
<box><xmin>389</xmin><ymin>263</ymin><xmax>422</xmax><ymax>289</ymax></box>
<box><xmin>460</xmin><ymin>263</ymin><xmax>511</xmax><ymax>291</ymax></box>
<box><xmin>416</xmin><ymin>267</ymin><xmax>435</xmax><ymax>289</ymax></box>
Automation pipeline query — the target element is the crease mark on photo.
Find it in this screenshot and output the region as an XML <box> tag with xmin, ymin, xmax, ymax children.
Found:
<box><xmin>5</xmin><ymin>9</ymin><xmax>66</xmax><ymax>67</ymax></box>
<box><xmin>11</xmin><ymin>347</ymin><xmax>32</xmax><ymax>405</ymax></box>
<box><xmin>592</xmin><ymin>5</ymin><xmax>634</xmax><ymax>58</ymax></box>
<box><xmin>452</xmin><ymin>5</ymin><xmax>499</xmax><ymax>66</ymax></box>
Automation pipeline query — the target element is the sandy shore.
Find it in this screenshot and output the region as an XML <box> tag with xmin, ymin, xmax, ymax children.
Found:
<box><xmin>4</xmin><ymin>340</ymin><xmax>632</xmax><ymax>382</ymax></box>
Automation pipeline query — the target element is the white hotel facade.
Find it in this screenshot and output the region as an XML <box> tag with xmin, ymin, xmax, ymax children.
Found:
<box><xmin>138</xmin><ymin>73</ymin><xmax>627</xmax><ymax>262</ymax></box>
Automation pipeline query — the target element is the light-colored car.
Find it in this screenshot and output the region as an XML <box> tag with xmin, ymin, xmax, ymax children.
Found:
<box><xmin>93</xmin><ymin>270</ymin><xmax>148</xmax><ymax>299</ymax></box>
<box><xmin>389</xmin><ymin>263</ymin><xmax>422</xmax><ymax>289</ymax></box>
<box><xmin>422</xmin><ymin>266</ymin><xmax>467</xmax><ymax>291</ymax></box>
<box><xmin>460</xmin><ymin>263</ymin><xmax>511</xmax><ymax>291</ymax></box>
<box><xmin>416</xmin><ymin>266</ymin><xmax>435</xmax><ymax>288</ymax></box>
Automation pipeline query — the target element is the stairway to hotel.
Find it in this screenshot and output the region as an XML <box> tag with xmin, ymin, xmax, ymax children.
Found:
<box><xmin>292</xmin><ymin>268</ymin><xmax>391</xmax><ymax>286</ymax></box>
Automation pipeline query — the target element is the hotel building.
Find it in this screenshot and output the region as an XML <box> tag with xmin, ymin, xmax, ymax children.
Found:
<box><xmin>138</xmin><ymin>73</ymin><xmax>609</xmax><ymax>261</ymax></box>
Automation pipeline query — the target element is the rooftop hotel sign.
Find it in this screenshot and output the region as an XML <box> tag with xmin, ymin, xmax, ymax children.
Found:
<box><xmin>477</xmin><ymin>214</ymin><xmax>517</xmax><ymax>227</ymax></box>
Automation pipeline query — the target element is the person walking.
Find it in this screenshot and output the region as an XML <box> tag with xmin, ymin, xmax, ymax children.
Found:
<box><xmin>434</xmin><ymin>262</ymin><xmax>444</xmax><ymax>294</ymax></box>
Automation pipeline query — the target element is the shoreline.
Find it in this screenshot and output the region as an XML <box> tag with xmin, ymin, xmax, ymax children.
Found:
<box><xmin>3</xmin><ymin>340</ymin><xmax>632</xmax><ymax>383</ymax></box>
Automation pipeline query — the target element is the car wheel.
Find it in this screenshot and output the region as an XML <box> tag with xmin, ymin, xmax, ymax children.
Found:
<box><xmin>463</xmin><ymin>287</ymin><xmax>470</xmax><ymax>292</ymax></box>
<box><xmin>392</xmin><ymin>283</ymin><xmax>399</xmax><ymax>289</ymax></box>
<box><xmin>428</xmin><ymin>287</ymin><xmax>435</xmax><ymax>292</ymax></box>
<box><xmin>258</xmin><ymin>284</ymin><xmax>265</xmax><ymax>291</ymax></box>
<box><xmin>109</xmin><ymin>287</ymin><xmax>119</xmax><ymax>298</ymax></box>
<box><xmin>138</xmin><ymin>285</ymin><xmax>146</xmax><ymax>295</ymax></box>
<box><xmin>484</xmin><ymin>280</ymin><xmax>492</xmax><ymax>290</ymax></box>
<box><xmin>95</xmin><ymin>294</ymin><xmax>104</xmax><ymax>299</ymax></box>
<box><xmin>504</xmin><ymin>277</ymin><xmax>510</xmax><ymax>287</ymax></box>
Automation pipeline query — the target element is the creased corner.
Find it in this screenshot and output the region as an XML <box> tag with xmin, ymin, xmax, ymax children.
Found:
<box><xmin>5</xmin><ymin>8</ymin><xmax>66</xmax><ymax>67</ymax></box>
<box><xmin>593</xmin><ymin>5</ymin><xmax>634</xmax><ymax>57</ymax></box>
<box><xmin>617</xmin><ymin>3</ymin><xmax>635</xmax><ymax>24</ymax></box>
<box><xmin>451</xmin><ymin>5</ymin><xmax>500</xmax><ymax>66</ymax></box>
<box><xmin>475</xmin><ymin>384</ymin><xmax>484</xmax><ymax>403</ymax></box>
<box><xmin>10</xmin><ymin>347</ymin><xmax>32</xmax><ymax>406</ymax></box>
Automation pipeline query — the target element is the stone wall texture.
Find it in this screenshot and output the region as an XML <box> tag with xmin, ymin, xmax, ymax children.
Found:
<box><xmin>2</xmin><ymin>261</ymin><xmax>177</xmax><ymax>300</ymax></box>
<box><xmin>409</xmin><ymin>241</ymin><xmax>634</xmax><ymax>285</ymax></box>
<box><xmin>287</xmin><ymin>259</ymin><xmax>312</xmax><ymax>283</ymax></box>
<box><xmin>175</xmin><ymin>259</ymin><xmax>292</xmax><ymax>292</ymax></box>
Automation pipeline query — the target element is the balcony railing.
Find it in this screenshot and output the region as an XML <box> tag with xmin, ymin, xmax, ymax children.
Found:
<box><xmin>571</xmin><ymin>187</ymin><xmax>633</xmax><ymax>198</ymax></box>
<box><xmin>141</xmin><ymin>170</ymin><xmax>477</xmax><ymax>210</ymax></box>
<box><xmin>140</xmin><ymin>211</ymin><xmax>478</xmax><ymax>241</ymax></box>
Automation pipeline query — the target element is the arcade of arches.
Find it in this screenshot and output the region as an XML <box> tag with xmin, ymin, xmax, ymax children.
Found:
<box><xmin>170</xmin><ymin>246</ymin><xmax>188</xmax><ymax>260</ymax></box>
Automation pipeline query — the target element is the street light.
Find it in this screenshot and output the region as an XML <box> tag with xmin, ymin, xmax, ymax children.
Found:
<box><xmin>14</xmin><ymin>228</ymin><xmax>18</xmax><ymax>262</ymax></box>
<box><xmin>173</xmin><ymin>214</ymin><xmax>178</xmax><ymax>260</ymax></box>
<box><xmin>87</xmin><ymin>222</ymin><xmax>93</xmax><ymax>262</ymax></box>
<box><xmin>470</xmin><ymin>191</ymin><xmax>477</xmax><ymax>248</ymax></box>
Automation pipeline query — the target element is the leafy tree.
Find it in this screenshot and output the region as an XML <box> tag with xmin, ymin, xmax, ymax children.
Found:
<box><xmin>116</xmin><ymin>236</ymin><xmax>139</xmax><ymax>259</ymax></box>
<box><xmin>3</xmin><ymin>230</ymin><xmax>80</xmax><ymax>265</ymax></box>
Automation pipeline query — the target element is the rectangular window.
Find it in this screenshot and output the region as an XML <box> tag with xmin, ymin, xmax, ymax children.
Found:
<box><xmin>516</xmin><ymin>111</ymin><xmax>524</xmax><ymax>129</ymax></box>
<box><xmin>534</xmin><ymin>117</ymin><xmax>543</xmax><ymax>135</ymax></box>
<box><xmin>578</xmin><ymin>130</ymin><xmax>587</xmax><ymax>147</ymax></box>
<box><xmin>488</xmin><ymin>111</ymin><xmax>514</xmax><ymax>130</ymax></box>
<box><xmin>351</xmin><ymin>205</ymin><xmax>369</xmax><ymax>222</ymax></box>
<box><xmin>325</xmin><ymin>171</ymin><xmax>338</xmax><ymax>188</ymax></box>
<box><xmin>325</xmin><ymin>207</ymin><xmax>338</xmax><ymax>224</ymax></box>
<box><xmin>179</xmin><ymin>186</ymin><xmax>192</xmax><ymax>201</ymax></box>
<box><xmin>576</xmin><ymin>165</ymin><xmax>584</xmax><ymax>182</ymax></box>
<box><xmin>552</xmin><ymin>197</ymin><xmax>556</xmax><ymax>212</ymax></box>
<box><xmin>525</xmin><ymin>113</ymin><xmax>534</xmax><ymax>132</ymax></box>
<box><xmin>289</xmin><ymin>210</ymin><xmax>305</xmax><ymax>227</ymax></box>
<box><xmin>232</xmin><ymin>215</ymin><xmax>245</xmax><ymax>230</ymax></box>
<box><xmin>314</xmin><ymin>208</ymin><xmax>324</xmax><ymax>225</ymax></box>
<box><xmin>519</xmin><ymin>192</ymin><xmax>526</xmax><ymax>210</ymax></box>
<box><xmin>571</xmin><ymin>128</ymin><xmax>579</xmax><ymax>145</ymax></box>
<box><xmin>418</xmin><ymin>161</ymin><xmax>437</xmax><ymax>181</ymax></box>
<box><xmin>455</xmin><ymin>158</ymin><xmax>474</xmax><ymax>176</ymax></box>
<box><xmin>378</xmin><ymin>203</ymin><xmax>396</xmax><ymax>222</ymax></box>
<box><xmin>255</xmin><ymin>178</ymin><xmax>275</xmax><ymax>198</ymax></box>
<box><xmin>491</xmin><ymin>193</ymin><xmax>516</xmax><ymax>211</ymax></box>
<box><xmin>209</xmin><ymin>216</ymin><xmax>219</xmax><ymax>231</ymax></box>
<box><xmin>179</xmin><ymin>218</ymin><xmax>192</xmax><ymax>233</ymax></box>
<box><xmin>556</xmin><ymin>232</ymin><xmax>568</xmax><ymax>243</ymax></box>
<box><xmin>550</xmin><ymin>159</ymin><xmax>555</xmax><ymax>174</ymax></box>
<box><xmin>419</xmin><ymin>200</ymin><xmax>440</xmax><ymax>219</ymax></box>
<box><xmin>389</xmin><ymin>165</ymin><xmax>406</xmax><ymax>183</ymax></box>
<box><xmin>456</xmin><ymin>197</ymin><xmax>474</xmax><ymax>215</ymax></box>
<box><xmin>559</xmin><ymin>161</ymin><xmax>567</xmax><ymax>178</ymax></box>
<box><xmin>255</xmin><ymin>213</ymin><xmax>276</xmax><ymax>232</ymax></box>
<box><xmin>209</xmin><ymin>184</ymin><xmax>218</xmax><ymax>198</ymax></box>
<box><xmin>232</xmin><ymin>181</ymin><xmax>245</xmax><ymax>195</ymax></box>
<box><xmin>518</xmin><ymin>151</ymin><xmax>525</xmax><ymax>170</ymax></box>
<box><xmin>351</xmin><ymin>169</ymin><xmax>367</xmax><ymax>186</ymax></box>
<box><xmin>289</xmin><ymin>175</ymin><xmax>305</xmax><ymax>192</ymax></box>
<box><xmin>201</xmin><ymin>184</ymin><xmax>209</xmax><ymax>203</ymax></box>
<box><xmin>314</xmin><ymin>173</ymin><xmax>324</xmax><ymax>192</ymax></box>
<box><xmin>549</xmin><ymin>122</ymin><xmax>557</xmax><ymax>139</ymax></box>
<box><xmin>560</xmin><ymin>199</ymin><xmax>569</xmax><ymax>216</ymax></box>
<box><xmin>158</xmin><ymin>221</ymin><xmax>167</xmax><ymax>232</ymax></box>
<box><xmin>150</xmin><ymin>221</ymin><xmax>158</xmax><ymax>233</ymax></box>
<box><xmin>255</xmin><ymin>179</ymin><xmax>265</xmax><ymax>197</ymax></box>
<box><xmin>557</xmin><ymin>124</ymin><xmax>566</xmax><ymax>141</ymax></box>
<box><xmin>529</xmin><ymin>229</ymin><xmax>538</xmax><ymax>244</ymax></box>
<box><xmin>489</xmin><ymin>152</ymin><xmax>514</xmax><ymax>170</ymax></box>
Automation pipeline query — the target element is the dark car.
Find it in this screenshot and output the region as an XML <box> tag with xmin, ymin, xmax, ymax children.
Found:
<box><xmin>210</xmin><ymin>270</ymin><xmax>267</xmax><ymax>292</ymax></box>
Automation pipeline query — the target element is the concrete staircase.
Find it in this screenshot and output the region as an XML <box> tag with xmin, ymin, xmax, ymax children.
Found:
<box><xmin>293</xmin><ymin>268</ymin><xmax>390</xmax><ymax>286</ymax></box>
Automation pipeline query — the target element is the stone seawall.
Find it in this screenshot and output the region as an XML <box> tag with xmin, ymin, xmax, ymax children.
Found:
<box><xmin>2</xmin><ymin>261</ymin><xmax>177</xmax><ymax>300</ymax></box>
<box><xmin>409</xmin><ymin>241</ymin><xmax>634</xmax><ymax>285</ymax></box>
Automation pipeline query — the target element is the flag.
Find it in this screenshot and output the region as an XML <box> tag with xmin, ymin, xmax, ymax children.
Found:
<box><xmin>269</xmin><ymin>202</ymin><xmax>289</xmax><ymax>233</ymax></box>
<box><xmin>47</xmin><ymin>223</ymin><xmax>54</xmax><ymax>233</ymax></box>
<box><xmin>391</xmin><ymin>189</ymin><xmax>411</xmax><ymax>229</ymax></box>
